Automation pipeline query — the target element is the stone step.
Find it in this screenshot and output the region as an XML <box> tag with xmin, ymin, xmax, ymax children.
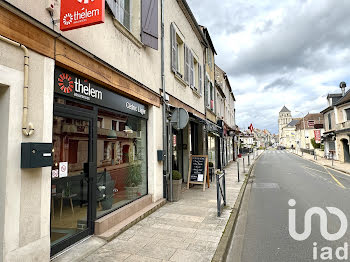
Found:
<box><xmin>97</xmin><ymin>198</ymin><xmax>166</xmax><ymax>241</ymax></box>
<box><xmin>95</xmin><ymin>194</ymin><xmax>153</xmax><ymax>235</ymax></box>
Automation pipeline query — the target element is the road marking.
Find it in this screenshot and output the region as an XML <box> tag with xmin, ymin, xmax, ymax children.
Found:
<box><xmin>325</xmin><ymin>168</ymin><xmax>346</xmax><ymax>189</ymax></box>
<box><xmin>302</xmin><ymin>166</ymin><xmax>328</xmax><ymax>174</ymax></box>
<box><xmin>304</xmin><ymin>170</ymin><xmax>328</xmax><ymax>181</ymax></box>
<box><xmin>253</xmin><ymin>183</ymin><xmax>280</xmax><ymax>189</ymax></box>
<box><xmin>302</xmin><ymin>165</ymin><xmax>346</xmax><ymax>188</ymax></box>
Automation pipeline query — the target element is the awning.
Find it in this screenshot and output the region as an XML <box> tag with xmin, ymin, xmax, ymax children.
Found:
<box><xmin>189</xmin><ymin>112</ymin><xmax>207</xmax><ymax>125</ymax></box>
<box><xmin>206</xmin><ymin>120</ymin><xmax>222</xmax><ymax>136</ymax></box>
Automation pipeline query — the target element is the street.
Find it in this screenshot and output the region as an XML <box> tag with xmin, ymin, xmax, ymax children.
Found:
<box><xmin>228</xmin><ymin>149</ymin><xmax>350</xmax><ymax>262</ymax></box>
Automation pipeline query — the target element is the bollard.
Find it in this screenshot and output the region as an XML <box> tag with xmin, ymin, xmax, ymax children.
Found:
<box><xmin>248</xmin><ymin>154</ymin><xmax>250</xmax><ymax>166</ymax></box>
<box><xmin>237</xmin><ymin>161</ymin><xmax>240</xmax><ymax>182</ymax></box>
<box><xmin>243</xmin><ymin>158</ymin><xmax>246</xmax><ymax>173</ymax></box>
<box><xmin>332</xmin><ymin>152</ymin><xmax>334</xmax><ymax>166</ymax></box>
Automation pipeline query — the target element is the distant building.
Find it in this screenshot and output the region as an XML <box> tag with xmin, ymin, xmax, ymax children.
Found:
<box><xmin>295</xmin><ymin>113</ymin><xmax>324</xmax><ymax>150</ymax></box>
<box><xmin>281</xmin><ymin>119</ymin><xmax>300</xmax><ymax>148</ymax></box>
<box><xmin>278</xmin><ymin>106</ymin><xmax>292</xmax><ymax>143</ymax></box>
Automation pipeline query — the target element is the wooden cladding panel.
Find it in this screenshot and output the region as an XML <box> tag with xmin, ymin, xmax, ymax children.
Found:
<box><xmin>0</xmin><ymin>6</ymin><xmax>55</xmax><ymax>58</ymax></box>
<box><xmin>169</xmin><ymin>95</ymin><xmax>205</xmax><ymax>120</ymax></box>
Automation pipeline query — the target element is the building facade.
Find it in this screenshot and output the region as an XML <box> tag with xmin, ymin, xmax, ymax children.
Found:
<box><xmin>321</xmin><ymin>87</ymin><xmax>350</xmax><ymax>162</ymax></box>
<box><xmin>215</xmin><ymin>64</ymin><xmax>237</xmax><ymax>168</ymax></box>
<box><xmin>295</xmin><ymin>113</ymin><xmax>324</xmax><ymax>150</ymax></box>
<box><xmin>0</xmin><ymin>0</ymin><xmax>238</xmax><ymax>260</ymax></box>
<box><xmin>0</xmin><ymin>0</ymin><xmax>163</xmax><ymax>260</ymax></box>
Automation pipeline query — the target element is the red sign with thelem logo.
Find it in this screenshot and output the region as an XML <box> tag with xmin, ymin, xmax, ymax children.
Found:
<box><xmin>60</xmin><ymin>0</ymin><xmax>105</xmax><ymax>31</ymax></box>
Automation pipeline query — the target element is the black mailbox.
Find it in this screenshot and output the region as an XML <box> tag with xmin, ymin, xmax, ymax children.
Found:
<box><xmin>21</xmin><ymin>143</ymin><xmax>53</xmax><ymax>168</ymax></box>
<box><xmin>157</xmin><ymin>150</ymin><xmax>164</xmax><ymax>161</ymax></box>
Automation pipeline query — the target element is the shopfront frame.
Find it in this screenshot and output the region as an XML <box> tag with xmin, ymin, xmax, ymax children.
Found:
<box><xmin>51</xmin><ymin>67</ymin><xmax>149</xmax><ymax>256</ymax></box>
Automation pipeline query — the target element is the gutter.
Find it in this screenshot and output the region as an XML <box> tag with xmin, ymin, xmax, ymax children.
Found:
<box><xmin>0</xmin><ymin>35</ymin><xmax>34</xmax><ymax>136</ymax></box>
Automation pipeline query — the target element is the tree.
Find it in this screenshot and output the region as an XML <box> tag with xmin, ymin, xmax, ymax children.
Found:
<box><xmin>311</xmin><ymin>138</ymin><xmax>321</xmax><ymax>149</ymax></box>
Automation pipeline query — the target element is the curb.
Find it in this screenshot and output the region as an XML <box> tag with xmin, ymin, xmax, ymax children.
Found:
<box><xmin>291</xmin><ymin>152</ymin><xmax>350</xmax><ymax>176</ymax></box>
<box><xmin>211</xmin><ymin>152</ymin><xmax>263</xmax><ymax>262</ymax></box>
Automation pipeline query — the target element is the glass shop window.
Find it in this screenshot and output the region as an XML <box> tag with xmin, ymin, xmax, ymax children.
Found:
<box><xmin>96</xmin><ymin>108</ymin><xmax>147</xmax><ymax>217</ymax></box>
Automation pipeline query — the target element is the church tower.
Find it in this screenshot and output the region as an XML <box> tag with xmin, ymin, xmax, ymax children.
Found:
<box><xmin>278</xmin><ymin>106</ymin><xmax>292</xmax><ymax>142</ymax></box>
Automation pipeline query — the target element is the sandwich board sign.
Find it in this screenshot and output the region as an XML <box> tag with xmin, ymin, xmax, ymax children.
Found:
<box><xmin>187</xmin><ymin>155</ymin><xmax>209</xmax><ymax>191</ymax></box>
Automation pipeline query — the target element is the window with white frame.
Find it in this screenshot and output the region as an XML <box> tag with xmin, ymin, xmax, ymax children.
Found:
<box><xmin>207</xmin><ymin>48</ymin><xmax>212</xmax><ymax>69</ymax></box>
<box><xmin>345</xmin><ymin>108</ymin><xmax>350</xmax><ymax>121</ymax></box>
<box><xmin>107</xmin><ymin>0</ymin><xmax>131</xmax><ymax>30</ymax></box>
<box><xmin>209</xmin><ymin>82</ymin><xmax>214</xmax><ymax>111</ymax></box>
<box><xmin>171</xmin><ymin>23</ymin><xmax>185</xmax><ymax>78</ymax></box>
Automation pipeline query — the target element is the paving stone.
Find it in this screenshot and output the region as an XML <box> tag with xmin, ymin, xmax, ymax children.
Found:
<box><xmin>124</xmin><ymin>254</ymin><xmax>162</xmax><ymax>262</ymax></box>
<box><xmin>136</xmin><ymin>243</ymin><xmax>176</xmax><ymax>260</ymax></box>
<box><xmin>169</xmin><ymin>249</ymin><xmax>213</xmax><ymax>262</ymax></box>
<box><xmin>63</xmin><ymin>155</ymin><xmax>262</xmax><ymax>262</ymax></box>
<box><xmin>82</xmin><ymin>250</ymin><xmax>131</xmax><ymax>262</ymax></box>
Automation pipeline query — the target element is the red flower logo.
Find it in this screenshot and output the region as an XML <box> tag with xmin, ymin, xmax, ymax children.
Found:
<box><xmin>58</xmin><ymin>73</ymin><xmax>73</xmax><ymax>94</ymax></box>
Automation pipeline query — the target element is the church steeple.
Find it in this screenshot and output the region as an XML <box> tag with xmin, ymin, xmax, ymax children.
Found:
<box><xmin>279</xmin><ymin>105</ymin><xmax>290</xmax><ymax>113</ymax></box>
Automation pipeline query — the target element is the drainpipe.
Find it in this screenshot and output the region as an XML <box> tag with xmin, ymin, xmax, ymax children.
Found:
<box><xmin>161</xmin><ymin>0</ymin><xmax>168</xmax><ymax>199</ymax></box>
<box><xmin>0</xmin><ymin>35</ymin><xmax>34</xmax><ymax>136</ymax></box>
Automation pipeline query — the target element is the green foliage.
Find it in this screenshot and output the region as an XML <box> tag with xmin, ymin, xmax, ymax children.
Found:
<box><xmin>209</xmin><ymin>162</ymin><xmax>214</xmax><ymax>167</ymax></box>
<box><xmin>126</xmin><ymin>164</ymin><xmax>142</xmax><ymax>187</ymax></box>
<box><xmin>311</xmin><ymin>138</ymin><xmax>321</xmax><ymax>149</ymax></box>
<box><xmin>172</xmin><ymin>170</ymin><xmax>182</xmax><ymax>180</ymax></box>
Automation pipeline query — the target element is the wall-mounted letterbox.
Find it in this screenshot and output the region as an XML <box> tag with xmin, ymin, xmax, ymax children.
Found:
<box><xmin>21</xmin><ymin>143</ymin><xmax>53</xmax><ymax>168</ymax></box>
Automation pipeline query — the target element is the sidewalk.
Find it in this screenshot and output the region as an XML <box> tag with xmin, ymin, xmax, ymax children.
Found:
<box><xmin>57</xmin><ymin>152</ymin><xmax>261</xmax><ymax>262</ymax></box>
<box><xmin>291</xmin><ymin>150</ymin><xmax>350</xmax><ymax>175</ymax></box>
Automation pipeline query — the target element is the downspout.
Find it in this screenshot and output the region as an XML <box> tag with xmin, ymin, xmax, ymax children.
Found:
<box><xmin>0</xmin><ymin>35</ymin><xmax>34</xmax><ymax>136</ymax></box>
<box><xmin>161</xmin><ymin>0</ymin><xmax>168</xmax><ymax>199</ymax></box>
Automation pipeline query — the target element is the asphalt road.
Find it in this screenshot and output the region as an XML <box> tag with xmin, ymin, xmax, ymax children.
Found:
<box><xmin>227</xmin><ymin>149</ymin><xmax>350</xmax><ymax>262</ymax></box>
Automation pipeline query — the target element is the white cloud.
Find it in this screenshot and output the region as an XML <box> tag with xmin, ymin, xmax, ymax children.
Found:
<box><xmin>187</xmin><ymin>0</ymin><xmax>350</xmax><ymax>133</ymax></box>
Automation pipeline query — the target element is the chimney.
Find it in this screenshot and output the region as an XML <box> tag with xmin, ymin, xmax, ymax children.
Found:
<box><xmin>340</xmin><ymin>81</ymin><xmax>346</xmax><ymax>97</ymax></box>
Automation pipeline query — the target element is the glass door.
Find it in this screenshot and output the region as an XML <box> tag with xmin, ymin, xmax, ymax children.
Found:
<box><xmin>50</xmin><ymin>101</ymin><xmax>96</xmax><ymax>256</ymax></box>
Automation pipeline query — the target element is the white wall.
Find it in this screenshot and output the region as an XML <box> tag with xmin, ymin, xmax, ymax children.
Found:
<box><xmin>0</xmin><ymin>39</ymin><xmax>54</xmax><ymax>261</ymax></box>
<box><xmin>0</xmin><ymin>84</ymin><xmax>9</xmax><ymax>262</ymax></box>
<box><xmin>8</xmin><ymin>0</ymin><xmax>161</xmax><ymax>95</ymax></box>
<box><xmin>164</xmin><ymin>0</ymin><xmax>205</xmax><ymax>114</ymax></box>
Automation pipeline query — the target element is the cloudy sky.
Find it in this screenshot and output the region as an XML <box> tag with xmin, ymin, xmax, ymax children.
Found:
<box><xmin>187</xmin><ymin>0</ymin><xmax>350</xmax><ymax>134</ymax></box>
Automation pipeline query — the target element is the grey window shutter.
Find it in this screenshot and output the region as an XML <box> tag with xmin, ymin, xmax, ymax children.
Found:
<box><xmin>199</xmin><ymin>65</ymin><xmax>202</xmax><ymax>94</ymax></box>
<box><xmin>170</xmin><ymin>23</ymin><xmax>176</xmax><ymax>73</ymax></box>
<box><xmin>141</xmin><ymin>0</ymin><xmax>158</xmax><ymax>50</ymax></box>
<box><xmin>184</xmin><ymin>44</ymin><xmax>188</xmax><ymax>83</ymax></box>
<box><xmin>106</xmin><ymin>0</ymin><xmax>117</xmax><ymax>18</ymax></box>
<box><xmin>190</xmin><ymin>52</ymin><xmax>194</xmax><ymax>87</ymax></box>
<box><xmin>204</xmin><ymin>76</ymin><xmax>208</xmax><ymax>107</ymax></box>
<box><xmin>186</xmin><ymin>47</ymin><xmax>190</xmax><ymax>82</ymax></box>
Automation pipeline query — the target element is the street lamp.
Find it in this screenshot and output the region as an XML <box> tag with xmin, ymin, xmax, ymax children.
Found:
<box><xmin>295</xmin><ymin>110</ymin><xmax>306</xmax><ymax>149</ymax></box>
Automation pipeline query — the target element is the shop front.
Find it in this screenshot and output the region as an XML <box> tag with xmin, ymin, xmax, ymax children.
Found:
<box><xmin>206</xmin><ymin>121</ymin><xmax>221</xmax><ymax>170</ymax></box>
<box><xmin>51</xmin><ymin>67</ymin><xmax>148</xmax><ymax>255</ymax></box>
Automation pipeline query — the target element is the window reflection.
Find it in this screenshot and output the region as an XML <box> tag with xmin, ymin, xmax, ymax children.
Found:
<box><xmin>96</xmin><ymin>109</ymin><xmax>147</xmax><ymax>217</ymax></box>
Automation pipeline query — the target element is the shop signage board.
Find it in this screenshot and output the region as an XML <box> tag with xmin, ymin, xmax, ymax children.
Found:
<box><xmin>314</xmin><ymin>129</ymin><xmax>321</xmax><ymax>143</ymax></box>
<box><xmin>187</xmin><ymin>155</ymin><xmax>209</xmax><ymax>191</ymax></box>
<box><xmin>60</xmin><ymin>0</ymin><xmax>105</xmax><ymax>31</ymax></box>
<box><xmin>54</xmin><ymin>67</ymin><xmax>148</xmax><ymax>119</ymax></box>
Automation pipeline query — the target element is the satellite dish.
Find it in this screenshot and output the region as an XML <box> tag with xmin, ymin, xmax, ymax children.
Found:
<box><xmin>170</xmin><ymin>108</ymin><xmax>189</xmax><ymax>130</ymax></box>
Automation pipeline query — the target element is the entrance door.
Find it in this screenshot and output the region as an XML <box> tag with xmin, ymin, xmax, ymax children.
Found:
<box><xmin>50</xmin><ymin>102</ymin><xmax>96</xmax><ymax>256</ymax></box>
<box><xmin>342</xmin><ymin>139</ymin><xmax>350</xmax><ymax>163</ymax></box>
